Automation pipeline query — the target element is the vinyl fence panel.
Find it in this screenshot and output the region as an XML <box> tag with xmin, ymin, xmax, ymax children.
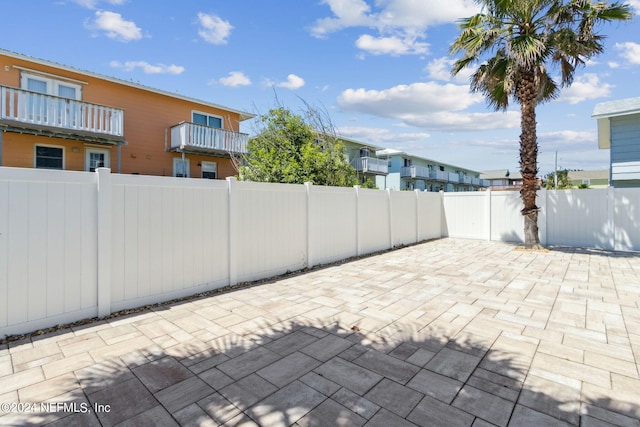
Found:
<box><xmin>308</xmin><ymin>184</ymin><xmax>357</xmax><ymax>267</ymax></box>
<box><xmin>614</xmin><ymin>188</ymin><xmax>640</xmax><ymax>252</ymax></box>
<box><xmin>442</xmin><ymin>192</ymin><xmax>487</xmax><ymax>239</ymax></box>
<box><xmin>109</xmin><ymin>175</ymin><xmax>230</xmax><ymax>311</ymax></box>
<box><xmin>357</xmin><ymin>188</ymin><xmax>391</xmax><ymax>255</ymax></box>
<box><xmin>490</xmin><ymin>191</ymin><xmax>524</xmax><ymax>243</ymax></box>
<box><xmin>546</xmin><ymin>189</ymin><xmax>609</xmax><ymax>249</ymax></box>
<box><xmin>417</xmin><ymin>191</ymin><xmax>442</xmax><ymax>241</ymax></box>
<box><xmin>234</xmin><ymin>181</ymin><xmax>307</xmax><ymax>283</ymax></box>
<box><xmin>0</xmin><ymin>168</ymin><xmax>98</xmax><ymax>335</ymax></box>
<box><xmin>390</xmin><ymin>191</ymin><xmax>418</xmax><ymax>246</ymax></box>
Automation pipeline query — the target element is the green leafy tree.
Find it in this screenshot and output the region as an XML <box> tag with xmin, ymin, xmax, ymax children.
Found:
<box><xmin>239</xmin><ymin>107</ymin><xmax>358</xmax><ymax>187</ymax></box>
<box><xmin>450</xmin><ymin>0</ymin><xmax>631</xmax><ymax>248</ymax></box>
<box><xmin>542</xmin><ymin>169</ymin><xmax>573</xmax><ymax>189</ymax></box>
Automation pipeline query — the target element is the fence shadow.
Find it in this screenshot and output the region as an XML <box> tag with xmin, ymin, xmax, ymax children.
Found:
<box><xmin>2</xmin><ymin>300</ymin><xmax>638</xmax><ymax>426</ymax></box>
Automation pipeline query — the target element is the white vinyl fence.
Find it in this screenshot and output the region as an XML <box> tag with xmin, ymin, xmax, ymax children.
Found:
<box><xmin>442</xmin><ymin>187</ymin><xmax>640</xmax><ymax>252</ymax></box>
<box><xmin>2</xmin><ymin>166</ymin><xmax>639</xmax><ymax>337</ymax></box>
<box><xmin>0</xmin><ymin>167</ymin><xmax>442</xmax><ymax>336</ymax></box>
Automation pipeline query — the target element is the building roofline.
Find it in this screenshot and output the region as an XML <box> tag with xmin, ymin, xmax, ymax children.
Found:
<box><xmin>592</xmin><ymin>97</ymin><xmax>640</xmax><ymax>119</ymax></box>
<box><xmin>336</xmin><ymin>134</ymin><xmax>386</xmax><ymax>151</ymax></box>
<box><xmin>376</xmin><ymin>148</ymin><xmax>482</xmax><ymax>174</ymax></box>
<box><xmin>0</xmin><ymin>48</ymin><xmax>255</xmax><ymax>121</ymax></box>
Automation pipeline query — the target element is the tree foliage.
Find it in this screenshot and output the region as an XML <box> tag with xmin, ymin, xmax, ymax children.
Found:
<box><xmin>542</xmin><ymin>169</ymin><xmax>573</xmax><ymax>189</ymax></box>
<box><xmin>238</xmin><ymin>107</ymin><xmax>358</xmax><ymax>187</ymax></box>
<box><xmin>450</xmin><ymin>0</ymin><xmax>631</xmax><ymax>248</ymax></box>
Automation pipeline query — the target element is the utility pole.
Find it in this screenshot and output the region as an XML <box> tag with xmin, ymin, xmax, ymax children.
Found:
<box><xmin>554</xmin><ymin>150</ymin><xmax>558</xmax><ymax>190</ymax></box>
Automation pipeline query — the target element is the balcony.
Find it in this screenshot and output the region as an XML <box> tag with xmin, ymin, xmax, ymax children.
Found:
<box><xmin>353</xmin><ymin>157</ymin><xmax>388</xmax><ymax>175</ymax></box>
<box><xmin>170</xmin><ymin>122</ymin><xmax>249</xmax><ymax>156</ymax></box>
<box><xmin>0</xmin><ymin>86</ymin><xmax>124</xmax><ymax>143</ymax></box>
<box><xmin>460</xmin><ymin>174</ymin><xmax>472</xmax><ymax>184</ymax></box>
<box><xmin>429</xmin><ymin>170</ymin><xmax>448</xmax><ymax>182</ymax></box>
<box><xmin>401</xmin><ymin>166</ymin><xmax>430</xmax><ymax>179</ymax></box>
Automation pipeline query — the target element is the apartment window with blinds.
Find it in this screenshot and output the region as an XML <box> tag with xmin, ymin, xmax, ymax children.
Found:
<box><xmin>21</xmin><ymin>72</ymin><xmax>81</xmax><ymax>100</ymax></box>
<box><xmin>35</xmin><ymin>145</ymin><xmax>64</xmax><ymax>170</ymax></box>
<box><xmin>201</xmin><ymin>161</ymin><xmax>217</xmax><ymax>179</ymax></box>
<box><xmin>193</xmin><ymin>112</ymin><xmax>223</xmax><ymax>128</ymax></box>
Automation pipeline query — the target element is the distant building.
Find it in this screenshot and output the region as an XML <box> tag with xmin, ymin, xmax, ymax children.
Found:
<box><xmin>567</xmin><ymin>170</ymin><xmax>609</xmax><ymax>188</ymax></box>
<box><xmin>480</xmin><ymin>169</ymin><xmax>523</xmax><ymax>190</ymax></box>
<box><xmin>0</xmin><ymin>48</ymin><xmax>253</xmax><ymax>178</ymax></box>
<box><xmin>375</xmin><ymin>149</ymin><xmax>487</xmax><ymax>192</ymax></box>
<box><xmin>592</xmin><ymin>96</ymin><xmax>640</xmax><ymax>188</ymax></box>
<box><xmin>339</xmin><ymin>136</ymin><xmax>388</xmax><ymax>185</ymax></box>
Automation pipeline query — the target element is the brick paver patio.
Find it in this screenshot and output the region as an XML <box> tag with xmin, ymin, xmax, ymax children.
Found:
<box><xmin>1</xmin><ymin>238</ymin><xmax>639</xmax><ymax>426</ymax></box>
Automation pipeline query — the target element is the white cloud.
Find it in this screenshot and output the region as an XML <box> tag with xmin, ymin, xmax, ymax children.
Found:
<box><xmin>109</xmin><ymin>60</ymin><xmax>184</xmax><ymax>74</ymax></box>
<box><xmin>402</xmin><ymin>111</ymin><xmax>521</xmax><ymax>131</ymax></box>
<box><xmin>311</xmin><ymin>0</ymin><xmax>480</xmax><ymax>56</ymax></box>
<box><xmin>425</xmin><ymin>57</ymin><xmax>473</xmax><ymax>83</ymax></box>
<box><xmin>539</xmin><ymin>130</ymin><xmax>597</xmax><ymax>146</ymax></box>
<box><xmin>73</xmin><ymin>0</ymin><xmax>125</xmax><ymax>9</ymax></box>
<box><xmin>615</xmin><ymin>41</ymin><xmax>640</xmax><ymax>65</ymax></box>
<box><xmin>608</xmin><ymin>61</ymin><xmax>620</xmax><ymax>69</ymax></box>
<box><xmin>338</xmin><ymin>82</ymin><xmax>480</xmax><ymax>115</ymax></box>
<box><xmin>355</xmin><ymin>34</ymin><xmax>428</xmax><ymax>56</ymax></box>
<box><xmin>312</xmin><ymin>0</ymin><xmax>479</xmax><ymax>36</ymax></box>
<box><xmin>218</xmin><ymin>71</ymin><xmax>251</xmax><ymax>87</ymax></box>
<box><xmin>197</xmin><ymin>13</ymin><xmax>233</xmax><ymax>45</ymax></box>
<box><xmin>310</xmin><ymin>0</ymin><xmax>375</xmax><ymax>38</ymax></box>
<box><xmin>337</xmin><ymin>82</ymin><xmax>519</xmax><ymax>131</ymax></box>
<box><xmin>274</xmin><ymin>74</ymin><xmax>305</xmax><ymax>90</ymax></box>
<box><xmin>627</xmin><ymin>0</ymin><xmax>640</xmax><ymax>14</ymax></box>
<box><xmin>86</xmin><ymin>11</ymin><xmax>142</xmax><ymax>42</ymax></box>
<box><xmin>556</xmin><ymin>73</ymin><xmax>613</xmax><ymax>104</ymax></box>
<box><xmin>338</xmin><ymin>126</ymin><xmax>430</xmax><ymax>143</ymax></box>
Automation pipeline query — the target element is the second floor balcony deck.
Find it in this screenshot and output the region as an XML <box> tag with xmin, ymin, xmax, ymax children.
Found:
<box><xmin>170</xmin><ymin>122</ymin><xmax>249</xmax><ymax>156</ymax></box>
<box><xmin>401</xmin><ymin>165</ymin><xmax>430</xmax><ymax>179</ymax></box>
<box><xmin>0</xmin><ymin>85</ymin><xmax>124</xmax><ymax>143</ymax></box>
<box><xmin>353</xmin><ymin>157</ymin><xmax>388</xmax><ymax>175</ymax></box>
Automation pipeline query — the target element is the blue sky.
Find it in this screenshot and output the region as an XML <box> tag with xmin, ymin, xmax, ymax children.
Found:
<box><xmin>4</xmin><ymin>0</ymin><xmax>639</xmax><ymax>175</ymax></box>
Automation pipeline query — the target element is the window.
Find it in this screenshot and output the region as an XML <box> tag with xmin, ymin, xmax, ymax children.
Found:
<box><xmin>201</xmin><ymin>161</ymin><xmax>217</xmax><ymax>179</ymax></box>
<box><xmin>582</xmin><ymin>179</ymin><xmax>591</xmax><ymax>185</ymax></box>
<box><xmin>192</xmin><ymin>112</ymin><xmax>223</xmax><ymax>128</ymax></box>
<box><xmin>21</xmin><ymin>73</ymin><xmax>81</xmax><ymax>99</ymax></box>
<box><xmin>359</xmin><ymin>148</ymin><xmax>370</xmax><ymax>158</ymax></box>
<box><xmin>22</xmin><ymin>73</ymin><xmax>82</xmax><ymax>124</ymax></box>
<box><xmin>404</xmin><ymin>158</ymin><xmax>412</xmax><ymax>167</ymax></box>
<box><xmin>173</xmin><ymin>158</ymin><xmax>190</xmax><ymax>178</ymax></box>
<box><xmin>35</xmin><ymin>145</ymin><xmax>64</xmax><ymax>169</ymax></box>
<box><xmin>439</xmin><ymin>165</ymin><xmax>445</xmax><ymax>172</ymax></box>
<box><xmin>85</xmin><ymin>148</ymin><xmax>110</xmax><ymax>172</ymax></box>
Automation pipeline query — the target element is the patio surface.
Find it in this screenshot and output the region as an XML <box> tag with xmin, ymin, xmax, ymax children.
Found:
<box><xmin>1</xmin><ymin>238</ymin><xmax>640</xmax><ymax>426</ymax></box>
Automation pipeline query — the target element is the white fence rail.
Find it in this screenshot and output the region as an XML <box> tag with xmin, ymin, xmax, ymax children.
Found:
<box><xmin>2</xmin><ymin>167</ymin><xmax>640</xmax><ymax>337</ymax></box>
<box><xmin>0</xmin><ymin>167</ymin><xmax>442</xmax><ymax>336</ymax></box>
<box><xmin>442</xmin><ymin>188</ymin><xmax>640</xmax><ymax>252</ymax></box>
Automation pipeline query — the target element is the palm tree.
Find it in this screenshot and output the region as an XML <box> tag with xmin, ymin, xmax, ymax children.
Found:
<box><xmin>450</xmin><ymin>0</ymin><xmax>631</xmax><ymax>249</ymax></box>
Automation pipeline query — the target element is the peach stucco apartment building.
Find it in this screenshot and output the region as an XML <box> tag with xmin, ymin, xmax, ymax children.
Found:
<box><xmin>0</xmin><ymin>48</ymin><xmax>253</xmax><ymax>178</ymax></box>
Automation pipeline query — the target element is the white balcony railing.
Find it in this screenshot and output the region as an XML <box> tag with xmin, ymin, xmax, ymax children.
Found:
<box><xmin>460</xmin><ymin>174</ymin><xmax>472</xmax><ymax>184</ymax></box>
<box><xmin>1</xmin><ymin>86</ymin><xmax>123</xmax><ymax>137</ymax></box>
<box><xmin>354</xmin><ymin>157</ymin><xmax>388</xmax><ymax>174</ymax></box>
<box><xmin>429</xmin><ymin>170</ymin><xmax>448</xmax><ymax>181</ymax></box>
<box><xmin>170</xmin><ymin>122</ymin><xmax>249</xmax><ymax>155</ymax></box>
<box><xmin>401</xmin><ymin>166</ymin><xmax>430</xmax><ymax>179</ymax></box>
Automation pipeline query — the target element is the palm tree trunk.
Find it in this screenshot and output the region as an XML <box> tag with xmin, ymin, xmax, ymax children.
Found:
<box><xmin>518</xmin><ymin>70</ymin><xmax>543</xmax><ymax>249</ymax></box>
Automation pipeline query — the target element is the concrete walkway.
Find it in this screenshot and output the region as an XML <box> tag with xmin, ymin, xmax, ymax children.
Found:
<box><xmin>1</xmin><ymin>238</ymin><xmax>639</xmax><ymax>426</ymax></box>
